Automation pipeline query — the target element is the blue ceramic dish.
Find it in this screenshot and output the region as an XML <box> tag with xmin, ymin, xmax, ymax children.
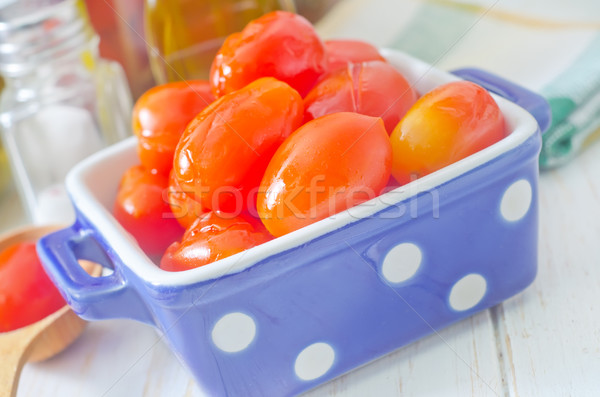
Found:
<box><xmin>38</xmin><ymin>50</ymin><xmax>550</xmax><ymax>396</ymax></box>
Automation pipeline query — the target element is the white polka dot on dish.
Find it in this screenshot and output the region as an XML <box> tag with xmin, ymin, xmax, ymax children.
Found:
<box><xmin>294</xmin><ymin>342</ymin><xmax>335</xmax><ymax>381</ymax></box>
<box><xmin>501</xmin><ymin>179</ymin><xmax>532</xmax><ymax>222</ymax></box>
<box><xmin>212</xmin><ymin>312</ymin><xmax>256</xmax><ymax>353</ymax></box>
<box><xmin>381</xmin><ymin>242</ymin><xmax>422</xmax><ymax>283</ymax></box>
<box><xmin>449</xmin><ymin>274</ymin><xmax>487</xmax><ymax>311</ymax></box>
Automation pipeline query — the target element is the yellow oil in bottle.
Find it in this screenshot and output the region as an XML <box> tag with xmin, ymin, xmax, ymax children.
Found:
<box><xmin>144</xmin><ymin>0</ymin><xmax>295</xmax><ymax>84</ymax></box>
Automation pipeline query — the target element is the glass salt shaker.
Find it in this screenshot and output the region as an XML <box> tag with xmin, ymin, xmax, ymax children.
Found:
<box><xmin>0</xmin><ymin>0</ymin><xmax>132</xmax><ymax>224</ymax></box>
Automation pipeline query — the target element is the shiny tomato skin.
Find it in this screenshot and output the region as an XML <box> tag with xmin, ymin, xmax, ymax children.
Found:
<box><xmin>113</xmin><ymin>165</ymin><xmax>184</xmax><ymax>256</ymax></box>
<box><xmin>132</xmin><ymin>80</ymin><xmax>214</xmax><ymax>175</ymax></box>
<box><xmin>257</xmin><ymin>112</ymin><xmax>392</xmax><ymax>237</ymax></box>
<box><xmin>210</xmin><ymin>11</ymin><xmax>327</xmax><ymax>97</ymax></box>
<box><xmin>0</xmin><ymin>242</ymin><xmax>65</xmax><ymax>332</ymax></box>
<box><xmin>160</xmin><ymin>212</ymin><xmax>272</xmax><ymax>271</ymax></box>
<box><xmin>173</xmin><ymin>77</ymin><xmax>304</xmax><ymax>213</ymax></box>
<box><xmin>304</xmin><ymin>61</ymin><xmax>417</xmax><ymax>134</ymax></box>
<box><xmin>325</xmin><ymin>39</ymin><xmax>386</xmax><ymax>72</ymax></box>
<box><xmin>166</xmin><ymin>169</ymin><xmax>208</xmax><ymax>229</ymax></box>
<box><xmin>390</xmin><ymin>81</ymin><xmax>506</xmax><ymax>185</ymax></box>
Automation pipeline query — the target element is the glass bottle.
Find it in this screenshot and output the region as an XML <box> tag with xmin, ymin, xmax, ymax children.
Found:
<box><xmin>85</xmin><ymin>0</ymin><xmax>154</xmax><ymax>98</ymax></box>
<box><xmin>144</xmin><ymin>0</ymin><xmax>296</xmax><ymax>84</ymax></box>
<box><xmin>0</xmin><ymin>0</ymin><xmax>133</xmax><ymax>224</ymax></box>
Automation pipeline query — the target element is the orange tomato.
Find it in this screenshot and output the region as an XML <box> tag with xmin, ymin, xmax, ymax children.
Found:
<box><xmin>160</xmin><ymin>212</ymin><xmax>272</xmax><ymax>271</ymax></box>
<box><xmin>304</xmin><ymin>61</ymin><xmax>417</xmax><ymax>134</ymax></box>
<box><xmin>132</xmin><ymin>80</ymin><xmax>214</xmax><ymax>175</ymax></box>
<box><xmin>0</xmin><ymin>242</ymin><xmax>65</xmax><ymax>332</ymax></box>
<box><xmin>210</xmin><ymin>11</ymin><xmax>327</xmax><ymax>97</ymax></box>
<box><xmin>325</xmin><ymin>39</ymin><xmax>386</xmax><ymax>72</ymax></box>
<box><xmin>173</xmin><ymin>77</ymin><xmax>304</xmax><ymax>213</ymax></box>
<box><xmin>113</xmin><ymin>165</ymin><xmax>184</xmax><ymax>256</ymax></box>
<box><xmin>390</xmin><ymin>81</ymin><xmax>506</xmax><ymax>185</ymax></box>
<box><xmin>257</xmin><ymin>112</ymin><xmax>392</xmax><ymax>237</ymax></box>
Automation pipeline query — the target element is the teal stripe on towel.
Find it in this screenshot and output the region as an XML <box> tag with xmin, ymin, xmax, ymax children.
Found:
<box><xmin>390</xmin><ymin>2</ymin><xmax>477</xmax><ymax>64</ymax></box>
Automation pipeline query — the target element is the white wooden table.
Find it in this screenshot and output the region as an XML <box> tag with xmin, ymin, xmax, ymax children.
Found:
<box><xmin>4</xmin><ymin>138</ymin><xmax>598</xmax><ymax>396</ymax></box>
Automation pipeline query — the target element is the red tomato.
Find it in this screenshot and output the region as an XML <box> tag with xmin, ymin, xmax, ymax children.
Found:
<box><xmin>173</xmin><ymin>77</ymin><xmax>303</xmax><ymax>213</ymax></box>
<box><xmin>325</xmin><ymin>39</ymin><xmax>386</xmax><ymax>72</ymax></box>
<box><xmin>0</xmin><ymin>242</ymin><xmax>65</xmax><ymax>332</ymax></box>
<box><xmin>390</xmin><ymin>81</ymin><xmax>506</xmax><ymax>185</ymax></box>
<box><xmin>113</xmin><ymin>165</ymin><xmax>184</xmax><ymax>256</ymax></box>
<box><xmin>160</xmin><ymin>212</ymin><xmax>272</xmax><ymax>271</ymax></box>
<box><xmin>257</xmin><ymin>112</ymin><xmax>392</xmax><ymax>237</ymax></box>
<box><xmin>209</xmin><ymin>11</ymin><xmax>327</xmax><ymax>98</ymax></box>
<box><xmin>166</xmin><ymin>169</ymin><xmax>209</xmax><ymax>229</ymax></box>
<box><xmin>304</xmin><ymin>61</ymin><xmax>417</xmax><ymax>134</ymax></box>
<box><xmin>132</xmin><ymin>80</ymin><xmax>214</xmax><ymax>175</ymax></box>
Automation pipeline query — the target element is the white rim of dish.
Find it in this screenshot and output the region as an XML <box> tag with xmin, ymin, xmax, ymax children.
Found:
<box><xmin>65</xmin><ymin>49</ymin><xmax>540</xmax><ymax>287</ymax></box>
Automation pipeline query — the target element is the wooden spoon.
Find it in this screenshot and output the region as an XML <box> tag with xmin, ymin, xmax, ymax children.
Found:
<box><xmin>0</xmin><ymin>225</ymin><xmax>101</xmax><ymax>397</ymax></box>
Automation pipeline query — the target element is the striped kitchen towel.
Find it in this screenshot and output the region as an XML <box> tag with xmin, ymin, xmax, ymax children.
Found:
<box><xmin>316</xmin><ymin>0</ymin><xmax>600</xmax><ymax>168</ymax></box>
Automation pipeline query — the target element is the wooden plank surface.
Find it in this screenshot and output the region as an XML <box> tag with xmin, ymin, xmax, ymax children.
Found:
<box><xmin>16</xmin><ymin>313</ymin><xmax>501</xmax><ymax>397</ymax></box>
<box><xmin>305</xmin><ymin>310</ymin><xmax>503</xmax><ymax>397</ymax></box>
<box><xmin>18</xmin><ymin>320</ymin><xmax>196</xmax><ymax>397</ymax></box>
<box><xmin>493</xmin><ymin>141</ymin><xmax>600</xmax><ymax>397</ymax></box>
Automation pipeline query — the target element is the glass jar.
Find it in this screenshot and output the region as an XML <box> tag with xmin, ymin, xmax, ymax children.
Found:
<box><xmin>144</xmin><ymin>0</ymin><xmax>296</xmax><ymax>84</ymax></box>
<box><xmin>0</xmin><ymin>0</ymin><xmax>132</xmax><ymax>224</ymax></box>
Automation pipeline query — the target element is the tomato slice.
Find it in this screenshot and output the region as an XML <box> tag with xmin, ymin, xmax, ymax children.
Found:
<box><xmin>0</xmin><ymin>242</ymin><xmax>65</xmax><ymax>332</ymax></box>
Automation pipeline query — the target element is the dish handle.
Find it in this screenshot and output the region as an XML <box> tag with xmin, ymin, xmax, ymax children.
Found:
<box><xmin>37</xmin><ymin>223</ymin><xmax>154</xmax><ymax>325</ymax></box>
<box><xmin>452</xmin><ymin>68</ymin><xmax>552</xmax><ymax>134</ymax></box>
